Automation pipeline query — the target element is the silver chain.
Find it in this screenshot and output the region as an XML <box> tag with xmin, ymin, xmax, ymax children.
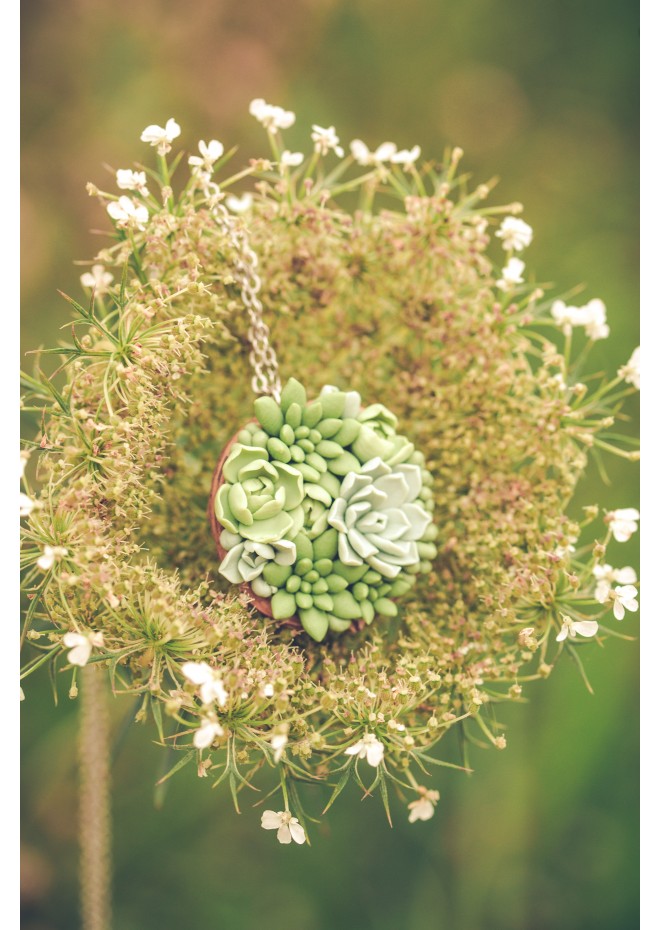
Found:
<box><xmin>213</xmin><ymin>202</ymin><xmax>282</xmax><ymax>402</ymax></box>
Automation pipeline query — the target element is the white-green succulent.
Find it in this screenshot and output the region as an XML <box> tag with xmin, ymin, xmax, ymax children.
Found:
<box><xmin>218</xmin><ymin>530</ymin><xmax>297</xmax><ymax>597</ymax></box>
<box><xmin>327</xmin><ymin>457</ymin><xmax>432</xmax><ymax>579</ymax></box>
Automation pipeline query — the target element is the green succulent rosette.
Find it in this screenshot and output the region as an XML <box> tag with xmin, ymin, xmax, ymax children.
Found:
<box><xmin>214</xmin><ymin>379</ymin><xmax>438</xmax><ymax>642</ymax></box>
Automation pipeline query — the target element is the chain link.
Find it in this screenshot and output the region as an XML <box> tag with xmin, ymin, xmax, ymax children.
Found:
<box><xmin>213</xmin><ymin>202</ymin><xmax>282</xmax><ymax>402</ymax></box>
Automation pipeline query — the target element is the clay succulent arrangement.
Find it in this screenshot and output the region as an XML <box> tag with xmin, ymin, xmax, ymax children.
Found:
<box><xmin>212</xmin><ymin>379</ymin><xmax>437</xmax><ymax>640</ymax></box>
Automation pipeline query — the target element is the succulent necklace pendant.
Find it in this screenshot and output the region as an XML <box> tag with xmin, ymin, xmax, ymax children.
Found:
<box><xmin>209</xmin><ymin>378</ymin><xmax>438</xmax><ymax>641</ymax></box>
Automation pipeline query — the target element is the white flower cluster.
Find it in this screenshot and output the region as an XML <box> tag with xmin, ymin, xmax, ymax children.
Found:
<box><xmin>618</xmin><ymin>347</ymin><xmax>640</xmax><ymax>390</ymax></box>
<box><xmin>496</xmin><ymin>216</ymin><xmax>533</xmax><ymax>252</ymax></box>
<box><xmin>606</xmin><ymin>507</ymin><xmax>640</xmax><ymax>542</ymax></box>
<box><xmin>182</xmin><ymin>661</ymin><xmax>228</xmax><ymax>749</ymax></box>
<box><xmin>495</xmin><ymin>216</ymin><xmax>533</xmax><ymax>291</ymax></box>
<box><xmin>140</xmin><ymin>117</ymin><xmax>181</xmax><ymax>155</ymax></box>
<box><xmin>248</xmin><ymin>98</ymin><xmax>422</xmax><ymax>169</ymax></box>
<box><xmin>551</xmin><ymin>298</ymin><xmax>610</xmax><ymax>340</ymax></box>
<box><xmin>63</xmin><ymin>631</ymin><xmax>105</xmax><ymax>667</ymax></box>
<box><xmin>350</xmin><ymin>139</ymin><xmax>421</xmax><ymax>170</ymax></box>
<box><xmin>249</xmin><ymin>99</ymin><xmax>295</xmax><ymax>133</ymax></box>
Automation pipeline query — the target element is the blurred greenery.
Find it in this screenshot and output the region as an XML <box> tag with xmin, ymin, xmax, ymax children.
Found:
<box><xmin>21</xmin><ymin>1</ymin><xmax>639</xmax><ymax>928</ymax></box>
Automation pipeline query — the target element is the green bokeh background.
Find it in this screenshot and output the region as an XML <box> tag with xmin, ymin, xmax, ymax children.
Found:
<box><xmin>21</xmin><ymin>1</ymin><xmax>639</xmax><ymax>928</ymax></box>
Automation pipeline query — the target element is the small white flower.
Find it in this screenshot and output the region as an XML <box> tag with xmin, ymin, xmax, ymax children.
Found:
<box><xmin>518</xmin><ymin>627</ymin><xmax>537</xmax><ymax>648</ymax></box>
<box><xmin>188</xmin><ymin>140</ymin><xmax>224</xmax><ymax>172</ymax></box>
<box><xmin>350</xmin><ymin>139</ymin><xmax>397</xmax><ymax>166</ymax></box>
<box><xmin>407</xmin><ymin>788</ymin><xmax>440</xmax><ymax>823</ymax></box>
<box><xmin>618</xmin><ymin>346</ymin><xmax>640</xmax><ymax>390</ymax></box>
<box><xmin>36</xmin><ymin>545</ymin><xmax>68</xmax><ymax>571</ymax></box>
<box><xmin>497</xmin><ymin>257</ymin><xmax>525</xmax><ymax>290</ymax></box>
<box><xmin>495</xmin><ymin>216</ymin><xmax>533</xmax><ymax>252</ymax></box>
<box><xmin>249</xmin><ymin>99</ymin><xmax>295</xmax><ymax>133</ymax></box>
<box><xmin>116</xmin><ymin>169</ymin><xmax>148</xmax><ymax>194</ymax></box>
<box><xmin>193</xmin><ymin>714</ymin><xmax>224</xmax><ymax>749</ymax></box>
<box><xmin>593</xmin><ymin>564</ymin><xmax>637</xmax><ymax>603</ymax></box>
<box><xmin>390</xmin><ymin>145</ymin><xmax>421</xmax><ymax>170</ymax></box>
<box><xmin>225</xmin><ymin>193</ymin><xmax>253</xmax><ymax>214</ymax></box>
<box><xmin>140</xmin><ymin>118</ymin><xmax>181</xmax><ymax>155</ymax></box>
<box><xmin>583</xmin><ymin>298</ymin><xmax>610</xmax><ymax>341</ymax></box>
<box><xmin>280</xmin><ymin>150</ymin><xmax>304</xmax><ymax>169</ymax></box>
<box><xmin>63</xmin><ymin>631</ymin><xmax>104</xmax><ymax>667</ymax></box>
<box><xmin>555</xmin><ymin>543</ymin><xmax>576</xmax><ymax>560</ymax></box>
<box><xmin>107</xmin><ymin>196</ymin><xmax>149</xmax><ymax>230</ymax></box>
<box><xmin>261</xmin><ymin>682</ymin><xmax>275</xmax><ymax>698</ymax></box>
<box><xmin>271</xmin><ymin>733</ymin><xmax>288</xmax><ymax>763</ymax></box>
<box><xmin>345</xmin><ymin>732</ymin><xmax>384</xmax><ymax>767</ymax></box>
<box><xmin>311</xmin><ymin>125</ymin><xmax>344</xmax><ymax>158</ymax></box>
<box><xmin>181</xmin><ymin>661</ymin><xmax>228</xmax><ymax>707</ymax></box>
<box><xmin>260</xmin><ymin>810</ymin><xmax>306</xmax><ymax>845</ymax></box>
<box><xmin>606</xmin><ymin>508</ymin><xmax>640</xmax><ymax>543</ymax></box>
<box><xmin>20</xmin><ymin>493</ymin><xmax>41</xmax><ymax>517</ymax></box>
<box><xmin>551</xmin><ymin>300</ymin><xmax>581</xmax><ymax>335</ymax></box>
<box><xmin>80</xmin><ymin>264</ymin><xmax>114</xmax><ymax>295</ymax></box>
<box><xmin>556</xmin><ymin>614</ymin><xmax>599</xmax><ymax>642</ymax></box>
<box><xmin>612</xmin><ymin>584</ymin><xmax>639</xmax><ymax>621</ymax></box>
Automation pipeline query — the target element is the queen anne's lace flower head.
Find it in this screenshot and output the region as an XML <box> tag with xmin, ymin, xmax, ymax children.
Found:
<box><xmin>20</xmin><ymin>107</ymin><xmax>640</xmax><ymax>847</ymax></box>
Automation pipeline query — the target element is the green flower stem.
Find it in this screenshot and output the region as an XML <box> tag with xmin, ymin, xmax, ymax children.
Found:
<box><xmin>79</xmin><ymin>664</ymin><xmax>112</xmax><ymax>930</ymax></box>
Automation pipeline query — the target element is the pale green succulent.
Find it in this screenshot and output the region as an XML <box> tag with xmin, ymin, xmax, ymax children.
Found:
<box><xmin>218</xmin><ymin>530</ymin><xmax>297</xmax><ymax>597</ymax></box>
<box><xmin>352</xmin><ymin>404</ymin><xmax>415</xmax><ymax>466</ymax></box>
<box><xmin>214</xmin><ymin>445</ymin><xmax>304</xmax><ymax>543</ymax></box>
<box><xmin>328</xmin><ymin>457</ymin><xmax>434</xmax><ymax>578</ymax></box>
